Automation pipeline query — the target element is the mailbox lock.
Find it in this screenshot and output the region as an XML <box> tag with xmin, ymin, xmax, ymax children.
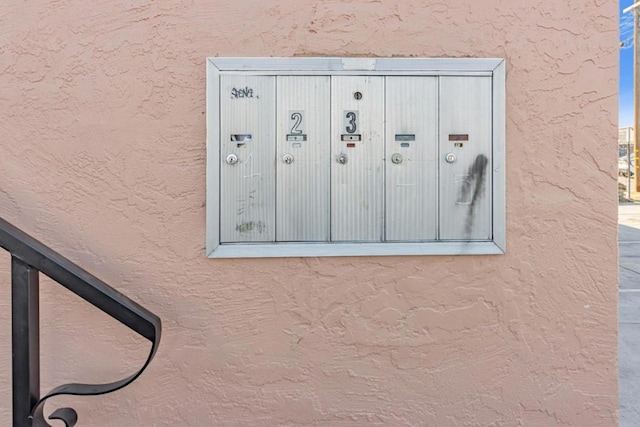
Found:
<box><xmin>445</xmin><ymin>153</ymin><xmax>457</xmax><ymax>163</ymax></box>
<box><xmin>391</xmin><ymin>153</ymin><xmax>403</xmax><ymax>164</ymax></box>
<box><xmin>282</xmin><ymin>154</ymin><xmax>294</xmax><ymax>164</ymax></box>
<box><xmin>226</xmin><ymin>154</ymin><xmax>238</xmax><ymax>165</ymax></box>
<box><xmin>336</xmin><ymin>153</ymin><xmax>349</xmax><ymax>165</ymax></box>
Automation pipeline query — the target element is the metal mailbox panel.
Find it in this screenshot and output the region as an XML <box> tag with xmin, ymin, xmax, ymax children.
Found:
<box><xmin>219</xmin><ymin>75</ymin><xmax>276</xmax><ymax>242</ymax></box>
<box><xmin>276</xmin><ymin>76</ymin><xmax>330</xmax><ymax>241</ymax></box>
<box><xmin>439</xmin><ymin>76</ymin><xmax>492</xmax><ymax>240</ymax></box>
<box><xmin>385</xmin><ymin>77</ymin><xmax>438</xmax><ymax>241</ymax></box>
<box><xmin>331</xmin><ymin>76</ymin><xmax>384</xmax><ymax>241</ymax></box>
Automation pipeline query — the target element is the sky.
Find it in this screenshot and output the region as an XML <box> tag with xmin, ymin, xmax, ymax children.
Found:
<box><xmin>621</xmin><ymin>0</ymin><xmax>635</xmax><ymax>128</ymax></box>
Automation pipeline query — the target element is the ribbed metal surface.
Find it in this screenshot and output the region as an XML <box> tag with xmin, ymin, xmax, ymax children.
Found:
<box><xmin>331</xmin><ymin>76</ymin><xmax>384</xmax><ymax>241</ymax></box>
<box><xmin>439</xmin><ymin>76</ymin><xmax>492</xmax><ymax>240</ymax></box>
<box><xmin>220</xmin><ymin>75</ymin><xmax>276</xmax><ymax>242</ymax></box>
<box><xmin>276</xmin><ymin>76</ymin><xmax>330</xmax><ymax>241</ymax></box>
<box><xmin>385</xmin><ymin>77</ymin><xmax>438</xmax><ymax>241</ymax></box>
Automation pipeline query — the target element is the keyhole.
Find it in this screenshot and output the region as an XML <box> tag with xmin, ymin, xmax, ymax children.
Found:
<box><xmin>353</xmin><ymin>91</ymin><xmax>362</xmax><ymax>100</ymax></box>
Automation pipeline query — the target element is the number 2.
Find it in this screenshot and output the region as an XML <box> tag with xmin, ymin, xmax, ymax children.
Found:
<box><xmin>290</xmin><ymin>112</ymin><xmax>303</xmax><ymax>134</ymax></box>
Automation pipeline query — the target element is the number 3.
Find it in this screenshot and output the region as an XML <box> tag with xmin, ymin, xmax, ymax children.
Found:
<box><xmin>345</xmin><ymin>112</ymin><xmax>357</xmax><ymax>134</ymax></box>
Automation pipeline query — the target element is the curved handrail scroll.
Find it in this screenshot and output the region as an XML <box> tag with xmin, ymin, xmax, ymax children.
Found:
<box><xmin>0</xmin><ymin>217</ymin><xmax>161</xmax><ymax>426</ymax></box>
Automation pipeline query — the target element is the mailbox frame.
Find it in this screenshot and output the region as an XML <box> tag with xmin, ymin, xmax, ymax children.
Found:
<box><xmin>206</xmin><ymin>57</ymin><xmax>506</xmax><ymax>258</ymax></box>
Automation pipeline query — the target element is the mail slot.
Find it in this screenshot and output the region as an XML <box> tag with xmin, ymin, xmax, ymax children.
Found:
<box><xmin>395</xmin><ymin>134</ymin><xmax>416</xmax><ymax>141</ymax></box>
<box><xmin>341</xmin><ymin>134</ymin><xmax>362</xmax><ymax>141</ymax></box>
<box><xmin>286</xmin><ymin>134</ymin><xmax>307</xmax><ymax>142</ymax></box>
<box><xmin>231</xmin><ymin>134</ymin><xmax>252</xmax><ymax>142</ymax></box>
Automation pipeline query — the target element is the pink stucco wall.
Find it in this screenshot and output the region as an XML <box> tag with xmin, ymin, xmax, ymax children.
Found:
<box><xmin>0</xmin><ymin>0</ymin><xmax>618</xmax><ymax>425</ymax></box>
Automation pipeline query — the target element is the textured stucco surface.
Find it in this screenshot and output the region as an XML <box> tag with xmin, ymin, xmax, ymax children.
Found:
<box><xmin>0</xmin><ymin>0</ymin><xmax>618</xmax><ymax>425</ymax></box>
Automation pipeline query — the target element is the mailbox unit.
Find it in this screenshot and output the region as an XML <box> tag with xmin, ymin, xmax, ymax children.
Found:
<box><xmin>206</xmin><ymin>57</ymin><xmax>505</xmax><ymax>258</ymax></box>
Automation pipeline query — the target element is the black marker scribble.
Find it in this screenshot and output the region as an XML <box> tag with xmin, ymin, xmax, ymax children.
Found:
<box><xmin>464</xmin><ymin>154</ymin><xmax>488</xmax><ymax>234</ymax></box>
<box><xmin>231</xmin><ymin>87</ymin><xmax>254</xmax><ymax>99</ymax></box>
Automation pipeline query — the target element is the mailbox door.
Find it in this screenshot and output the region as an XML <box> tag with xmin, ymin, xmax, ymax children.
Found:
<box><xmin>220</xmin><ymin>75</ymin><xmax>276</xmax><ymax>242</ymax></box>
<box><xmin>439</xmin><ymin>76</ymin><xmax>492</xmax><ymax>240</ymax></box>
<box><xmin>385</xmin><ymin>77</ymin><xmax>438</xmax><ymax>241</ymax></box>
<box><xmin>276</xmin><ymin>76</ymin><xmax>330</xmax><ymax>241</ymax></box>
<box><xmin>331</xmin><ymin>76</ymin><xmax>385</xmax><ymax>241</ymax></box>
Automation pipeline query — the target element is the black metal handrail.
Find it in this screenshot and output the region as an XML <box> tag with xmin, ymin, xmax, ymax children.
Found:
<box><xmin>0</xmin><ymin>217</ymin><xmax>162</xmax><ymax>427</ymax></box>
